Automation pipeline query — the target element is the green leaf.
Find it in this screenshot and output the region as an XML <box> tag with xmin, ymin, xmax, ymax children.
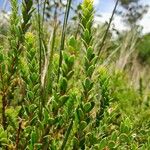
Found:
<box><xmin>30</xmin><ymin>72</ymin><xmax>38</xmax><ymax>82</ymax></box>
<box><xmin>120</xmin><ymin>122</ymin><xmax>129</xmax><ymax>133</ymax></box>
<box><xmin>52</xmin><ymin>100</ymin><xmax>59</xmax><ymax>112</ymax></box>
<box><xmin>80</xmin><ymin>121</ymin><xmax>87</xmax><ymax>130</ymax></box>
<box><xmin>30</xmin><ymin>115</ymin><xmax>38</xmax><ymax>125</ymax></box>
<box><xmin>119</xmin><ymin>133</ymin><xmax>129</xmax><ymax>143</ymax></box>
<box><xmin>59</xmin><ymin>95</ymin><xmax>69</xmax><ymax>107</ymax></box>
<box><xmin>99</xmin><ymin>138</ymin><xmax>107</xmax><ymax>149</ymax></box>
<box><xmin>28</xmin><ymin>91</ymin><xmax>34</xmax><ymax>100</ymax></box>
<box><xmin>83</xmin><ymin>77</ymin><xmax>93</xmax><ymax>92</ymax></box>
<box><xmin>82</xmin><ymin>29</ymin><xmax>92</xmax><ymax>45</ymax></box>
<box><xmin>1</xmin><ymin>63</ymin><xmax>6</xmax><ymax>74</ymax></box>
<box><xmin>48</xmin><ymin>118</ymin><xmax>55</xmax><ymax>125</ymax></box>
<box><xmin>73</xmin><ymin>137</ymin><xmax>79</xmax><ymax>148</ymax></box>
<box><xmin>59</xmin><ymin>77</ymin><xmax>68</xmax><ymax>94</ymax></box>
<box><xmin>108</xmin><ymin>141</ymin><xmax>115</xmax><ymax>148</ymax></box>
<box><xmin>84</xmin><ymin>56</ymin><xmax>90</xmax><ymax>70</ymax></box>
<box><xmin>87</xmin><ymin>65</ymin><xmax>95</xmax><ymax>77</ymax></box>
<box><xmin>87</xmin><ymin>47</ymin><xmax>94</xmax><ymax>61</ymax></box>
<box><xmin>0</xmin><ymin>126</ymin><xmax>8</xmax><ymax>145</ymax></box>
<box><xmin>76</xmin><ymin>108</ymin><xmax>84</xmax><ymax>121</ymax></box>
<box><xmin>68</xmin><ymin>55</ymin><xmax>75</xmax><ymax>66</ymax></box>
<box><xmin>83</xmin><ymin>102</ymin><xmax>91</xmax><ymax>113</ymax></box>
<box><xmin>67</xmin><ymin>70</ymin><xmax>74</xmax><ymax>79</ymax></box>
<box><xmin>83</xmin><ymin>102</ymin><xmax>95</xmax><ymax>113</ymax></box>
<box><xmin>43</xmin><ymin>108</ymin><xmax>49</xmax><ymax>124</ymax></box>
<box><xmin>111</xmin><ymin>131</ymin><xmax>118</xmax><ymax>141</ymax></box>
<box><xmin>31</xmin><ymin>130</ymin><xmax>36</xmax><ymax>146</ymax></box>
<box><xmin>62</xmin><ymin>63</ymin><xmax>69</xmax><ymax>76</ymax></box>
<box><xmin>35</xmin><ymin>143</ymin><xmax>42</xmax><ymax>149</ymax></box>
<box><xmin>69</xmin><ymin>36</ymin><xmax>77</xmax><ymax>48</ymax></box>
<box><xmin>88</xmin><ymin>133</ymin><xmax>97</xmax><ymax>145</ymax></box>
<box><xmin>63</xmin><ymin>52</ymin><xmax>69</xmax><ymax>64</ymax></box>
<box><xmin>0</xmin><ymin>53</ymin><xmax>4</xmax><ymax>63</ymax></box>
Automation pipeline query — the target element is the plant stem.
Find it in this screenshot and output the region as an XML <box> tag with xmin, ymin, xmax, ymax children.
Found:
<box><xmin>97</xmin><ymin>0</ymin><xmax>119</xmax><ymax>59</ymax></box>
<box><xmin>57</xmin><ymin>0</ymin><xmax>72</xmax><ymax>83</ymax></box>
<box><xmin>15</xmin><ymin>118</ymin><xmax>22</xmax><ymax>150</ymax></box>
<box><xmin>37</xmin><ymin>0</ymin><xmax>44</xmax><ymax>119</ymax></box>
<box><xmin>2</xmin><ymin>94</ymin><xmax>7</xmax><ymax>130</ymax></box>
<box><xmin>43</xmin><ymin>2</ymin><xmax>58</xmax><ymax>98</ymax></box>
<box><xmin>61</xmin><ymin>118</ymin><xmax>74</xmax><ymax>150</ymax></box>
<box><xmin>42</xmin><ymin>0</ymin><xmax>47</xmax><ymax>26</ymax></box>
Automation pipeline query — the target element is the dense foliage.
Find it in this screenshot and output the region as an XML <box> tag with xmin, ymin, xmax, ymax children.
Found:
<box><xmin>0</xmin><ymin>0</ymin><xmax>150</xmax><ymax>149</ymax></box>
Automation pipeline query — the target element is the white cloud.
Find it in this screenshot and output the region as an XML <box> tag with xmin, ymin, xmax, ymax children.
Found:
<box><xmin>0</xmin><ymin>11</ymin><xmax>9</xmax><ymax>26</ymax></box>
<box><xmin>94</xmin><ymin>0</ymin><xmax>150</xmax><ymax>34</ymax></box>
<box><xmin>139</xmin><ymin>8</ymin><xmax>150</xmax><ymax>34</ymax></box>
<box><xmin>94</xmin><ymin>9</ymin><xmax>150</xmax><ymax>34</ymax></box>
<box><xmin>94</xmin><ymin>0</ymin><xmax>100</xmax><ymax>6</ymax></box>
<box><xmin>94</xmin><ymin>12</ymin><xmax>128</xmax><ymax>32</ymax></box>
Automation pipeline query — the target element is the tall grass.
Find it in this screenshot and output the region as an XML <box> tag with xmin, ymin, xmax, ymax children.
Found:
<box><xmin>0</xmin><ymin>0</ymin><xmax>150</xmax><ymax>149</ymax></box>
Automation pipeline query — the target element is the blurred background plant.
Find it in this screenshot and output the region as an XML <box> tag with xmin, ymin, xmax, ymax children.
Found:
<box><xmin>0</xmin><ymin>0</ymin><xmax>150</xmax><ymax>149</ymax></box>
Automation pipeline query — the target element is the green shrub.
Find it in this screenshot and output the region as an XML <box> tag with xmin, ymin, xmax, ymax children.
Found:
<box><xmin>0</xmin><ymin>0</ymin><xmax>149</xmax><ymax>149</ymax></box>
<box><xmin>138</xmin><ymin>33</ymin><xmax>150</xmax><ymax>64</ymax></box>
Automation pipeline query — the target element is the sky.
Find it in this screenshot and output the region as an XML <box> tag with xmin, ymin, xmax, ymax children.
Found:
<box><xmin>0</xmin><ymin>0</ymin><xmax>149</xmax><ymax>33</ymax></box>
<box><xmin>93</xmin><ymin>0</ymin><xmax>150</xmax><ymax>33</ymax></box>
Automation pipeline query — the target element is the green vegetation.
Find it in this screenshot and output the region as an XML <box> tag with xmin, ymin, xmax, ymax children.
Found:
<box><xmin>138</xmin><ymin>33</ymin><xmax>150</xmax><ymax>65</ymax></box>
<box><xmin>0</xmin><ymin>0</ymin><xmax>150</xmax><ymax>149</ymax></box>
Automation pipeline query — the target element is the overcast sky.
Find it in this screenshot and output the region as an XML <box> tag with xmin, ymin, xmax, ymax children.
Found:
<box><xmin>0</xmin><ymin>0</ymin><xmax>149</xmax><ymax>33</ymax></box>
<box><xmin>93</xmin><ymin>0</ymin><xmax>150</xmax><ymax>33</ymax></box>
